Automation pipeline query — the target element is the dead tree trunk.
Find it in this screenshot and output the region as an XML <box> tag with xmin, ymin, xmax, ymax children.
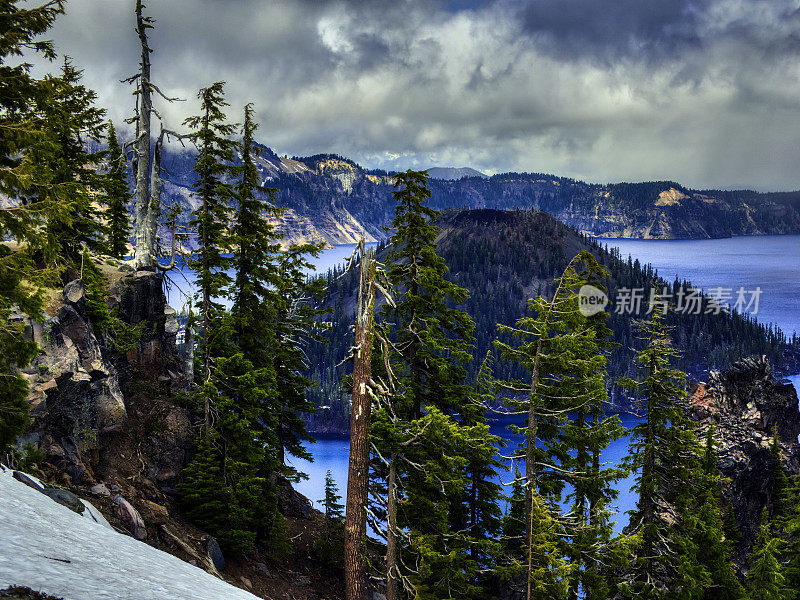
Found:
<box><xmin>345</xmin><ymin>240</ymin><xmax>376</xmax><ymax>600</ymax></box>
<box><xmin>132</xmin><ymin>0</ymin><xmax>154</xmax><ymax>270</ymax></box>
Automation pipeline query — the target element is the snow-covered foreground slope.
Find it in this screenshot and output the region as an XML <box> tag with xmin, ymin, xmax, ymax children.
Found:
<box><xmin>0</xmin><ymin>467</ymin><xmax>259</xmax><ymax>600</ymax></box>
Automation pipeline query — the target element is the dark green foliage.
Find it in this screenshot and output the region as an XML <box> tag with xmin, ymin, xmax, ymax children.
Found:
<box><xmin>690</xmin><ymin>427</ymin><xmax>747</xmax><ymax>600</ymax></box>
<box><xmin>308</xmin><ymin>210</ymin><xmax>790</xmax><ymax>431</ymax></box>
<box><xmin>747</xmin><ymin>508</ymin><xmax>789</xmax><ymax>600</ymax></box>
<box><xmin>103</xmin><ymin>121</ymin><xmax>131</xmax><ymax>258</ymax></box>
<box><xmin>180</xmin><ymin>435</ymin><xmax>228</xmax><ymax>538</ymax></box>
<box><xmin>371</xmin><ymin>170</ymin><xmax>503</xmax><ymax>600</ymax></box>
<box><xmin>314</xmin><ymin>471</ymin><xmax>345</xmax><ymax>569</ymax></box>
<box><xmin>780</xmin><ymin>473</ymin><xmax>800</xmax><ymax>598</ymax></box>
<box><xmin>41</xmin><ymin>57</ymin><xmax>108</xmax><ymax>265</ymax></box>
<box><xmin>619</xmin><ymin>310</ymin><xmax>702</xmax><ymax>598</ymax></box>
<box><xmin>501</xmin><ymin>465</ymin><xmax>526</xmax><ymax>561</ymax></box>
<box><xmin>770</xmin><ymin>430</ymin><xmax>790</xmax><ymax>526</ymax></box>
<box><xmin>272</xmin><ymin>243</ymin><xmax>326</xmax><ymax>476</ymax></box>
<box><xmin>184</xmin><ymin>82</ymin><xmax>238</xmax><ymax>382</ymax></box>
<box><xmin>495</xmin><ymin>251</ymin><xmax>625</xmax><ymax>599</ymax></box>
<box><xmin>0</xmin><ymin>0</ymin><xmax>65</xmax><ymax>455</ymax></box>
<box><xmin>180</xmin><ymin>101</ymin><xmax>325</xmax><ymax>553</ymax></box>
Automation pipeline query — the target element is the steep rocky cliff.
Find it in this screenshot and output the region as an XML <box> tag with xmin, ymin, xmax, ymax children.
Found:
<box><xmin>158</xmin><ymin>146</ymin><xmax>800</xmax><ymax>247</ymax></box>
<box><xmin>6</xmin><ymin>263</ymin><xmax>345</xmax><ymax>600</ymax></box>
<box><xmin>689</xmin><ymin>356</ymin><xmax>800</xmax><ymax>561</ymax></box>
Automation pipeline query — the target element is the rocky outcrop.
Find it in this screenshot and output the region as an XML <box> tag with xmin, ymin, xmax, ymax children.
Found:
<box><xmin>689</xmin><ymin>356</ymin><xmax>800</xmax><ymax>558</ymax></box>
<box><xmin>110</xmin><ymin>268</ymin><xmax>183</xmax><ymax>382</ymax></box>
<box><xmin>18</xmin><ymin>280</ymin><xmax>125</xmax><ymax>482</ymax></box>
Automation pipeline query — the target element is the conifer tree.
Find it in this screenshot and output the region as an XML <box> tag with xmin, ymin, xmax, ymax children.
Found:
<box><xmin>0</xmin><ymin>0</ymin><xmax>65</xmax><ymax>454</ymax></box>
<box><xmin>690</xmin><ymin>427</ymin><xmax>747</xmax><ymax>600</ymax></box>
<box><xmin>747</xmin><ymin>508</ymin><xmax>789</xmax><ymax>600</ymax></box>
<box><xmin>183</xmin><ymin>81</ymin><xmax>237</xmax><ymax>428</ymax></box>
<box><xmin>502</xmin><ymin>464</ymin><xmax>527</xmax><ymax>561</ymax></box>
<box><xmin>374</xmin><ymin>170</ymin><xmax>501</xmax><ymax>600</ymax></box>
<box><xmin>104</xmin><ymin>121</ymin><xmax>131</xmax><ymax>258</ymax></box>
<box><xmin>619</xmin><ymin>309</ymin><xmax>702</xmax><ymax>598</ymax></box>
<box><xmin>272</xmin><ymin>243</ymin><xmax>326</xmax><ymax>474</ymax></box>
<box><xmin>780</xmin><ymin>473</ymin><xmax>800</xmax><ymax>597</ymax></box>
<box><xmin>41</xmin><ymin>57</ymin><xmax>108</xmax><ymax>266</ymax></box>
<box><xmin>495</xmin><ymin>251</ymin><xmax>624</xmax><ymax>600</ymax></box>
<box><xmin>315</xmin><ymin>471</ymin><xmax>346</xmax><ymax>569</ymax></box>
<box><xmin>770</xmin><ymin>430</ymin><xmax>790</xmax><ymax>527</ymax></box>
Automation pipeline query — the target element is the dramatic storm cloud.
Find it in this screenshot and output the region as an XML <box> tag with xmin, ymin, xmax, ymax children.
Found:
<box><xmin>30</xmin><ymin>0</ymin><xmax>800</xmax><ymax>190</ymax></box>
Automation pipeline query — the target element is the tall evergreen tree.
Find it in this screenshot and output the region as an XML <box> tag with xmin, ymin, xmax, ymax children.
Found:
<box><xmin>780</xmin><ymin>473</ymin><xmax>800</xmax><ymax>598</ymax></box>
<box><xmin>747</xmin><ymin>508</ymin><xmax>789</xmax><ymax>600</ymax></box>
<box><xmin>0</xmin><ymin>0</ymin><xmax>65</xmax><ymax>454</ymax></box>
<box><xmin>770</xmin><ymin>430</ymin><xmax>790</xmax><ymax>527</ymax></box>
<box><xmin>690</xmin><ymin>427</ymin><xmax>747</xmax><ymax>600</ymax></box>
<box><xmin>41</xmin><ymin>57</ymin><xmax>108</xmax><ymax>266</ymax></box>
<box><xmin>495</xmin><ymin>251</ymin><xmax>624</xmax><ymax>600</ymax></box>
<box><xmin>618</xmin><ymin>309</ymin><xmax>702</xmax><ymax>598</ymax></box>
<box><xmin>373</xmin><ymin>170</ymin><xmax>501</xmax><ymax>600</ymax></box>
<box><xmin>183</xmin><ymin>81</ymin><xmax>237</xmax><ymax>428</ymax></box>
<box><xmin>104</xmin><ymin>121</ymin><xmax>131</xmax><ymax>258</ymax></box>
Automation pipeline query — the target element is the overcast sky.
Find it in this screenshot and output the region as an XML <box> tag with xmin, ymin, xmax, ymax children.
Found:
<box><xmin>30</xmin><ymin>0</ymin><xmax>800</xmax><ymax>191</ymax></box>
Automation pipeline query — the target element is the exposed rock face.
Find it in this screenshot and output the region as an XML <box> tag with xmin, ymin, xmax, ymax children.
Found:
<box><xmin>21</xmin><ymin>280</ymin><xmax>125</xmax><ymax>481</ymax></box>
<box><xmin>110</xmin><ymin>269</ymin><xmax>183</xmax><ymax>381</ymax></box>
<box><xmin>689</xmin><ymin>356</ymin><xmax>800</xmax><ymax>559</ymax></box>
<box><xmin>18</xmin><ymin>266</ymin><xmax>193</xmax><ymax>506</ymax></box>
<box><xmin>158</xmin><ymin>145</ymin><xmax>800</xmax><ymax>246</ymax></box>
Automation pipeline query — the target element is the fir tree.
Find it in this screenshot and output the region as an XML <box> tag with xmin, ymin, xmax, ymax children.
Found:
<box><xmin>183</xmin><ymin>81</ymin><xmax>237</xmax><ymax>428</ymax></box>
<box><xmin>180</xmin><ymin>435</ymin><xmax>228</xmax><ymax>537</ymax></box>
<box><xmin>315</xmin><ymin>470</ymin><xmax>345</xmax><ymax>569</ymax></box>
<box><xmin>770</xmin><ymin>430</ymin><xmax>790</xmax><ymax>527</ymax></box>
<box><xmin>780</xmin><ymin>473</ymin><xmax>800</xmax><ymax>598</ymax></box>
<box><xmin>272</xmin><ymin>242</ymin><xmax>326</xmax><ymax>475</ymax></box>
<box><xmin>495</xmin><ymin>251</ymin><xmax>624</xmax><ymax>600</ymax></box>
<box><xmin>322</xmin><ymin>470</ymin><xmax>345</xmax><ymax>522</ymax></box>
<box><xmin>374</xmin><ymin>170</ymin><xmax>501</xmax><ymax>600</ymax></box>
<box><xmin>690</xmin><ymin>426</ymin><xmax>747</xmax><ymax>600</ymax></box>
<box><xmin>502</xmin><ymin>464</ymin><xmax>527</xmax><ymax>561</ymax></box>
<box><xmin>747</xmin><ymin>508</ymin><xmax>789</xmax><ymax>600</ymax></box>
<box><xmin>619</xmin><ymin>309</ymin><xmax>702</xmax><ymax>598</ymax></box>
<box><xmin>103</xmin><ymin>121</ymin><xmax>131</xmax><ymax>258</ymax></box>
<box><xmin>0</xmin><ymin>0</ymin><xmax>65</xmax><ymax>454</ymax></box>
<box><xmin>41</xmin><ymin>57</ymin><xmax>108</xmax><ymax>266</ymax></box>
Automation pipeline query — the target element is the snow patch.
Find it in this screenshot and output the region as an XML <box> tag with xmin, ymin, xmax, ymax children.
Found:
<box><xmin>0</xmin><ymin>468</ymin><xmax>259</xmax><ymax>600</ymax></box>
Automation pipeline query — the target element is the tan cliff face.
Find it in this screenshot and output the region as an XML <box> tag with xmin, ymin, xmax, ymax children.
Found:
<box><xmin>156</xmin><ymin>147</ymin><xmax>800</xmax><ymax>247</ymax></box>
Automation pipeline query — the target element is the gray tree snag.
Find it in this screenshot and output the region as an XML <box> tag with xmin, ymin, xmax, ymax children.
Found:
<box><xmin>130</xmin><ymin>0</ymin><xmax>154</xmax><ymax>269</ymax></box>
<box><xmin>127</xmin><ymin>0</ymin><xmax>183</xmax><ymax>270</ymax></box>
<box><xmin>345</xmin><ymin>239</ymin><xmax>377</xmax><ymax>600</ymax></box>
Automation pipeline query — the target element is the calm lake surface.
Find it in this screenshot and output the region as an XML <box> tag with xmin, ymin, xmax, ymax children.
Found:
<box><xmin>294</xmin><ymin>234</ymin><xmax>800</xmax><ymax>534</ymax></box>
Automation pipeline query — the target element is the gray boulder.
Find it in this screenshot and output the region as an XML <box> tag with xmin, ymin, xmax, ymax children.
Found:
<box><xmin>206</xmin><ymin>537</ymin><xmax>225</xmax><ymax>571</ymax></box>
<box><xmin>12</xmin><ymin>470</ymin><xmax>44</xmax><ymax>493</ymax></box>
<box><xmin>113</xmin><ymin>495</ymin><xmax>147</xmax><ymax>540</ymax></box>
<box><xmin>43</xmin><ymin>487</ymin><xmax>85</xmax><ymax>514</ymax></box>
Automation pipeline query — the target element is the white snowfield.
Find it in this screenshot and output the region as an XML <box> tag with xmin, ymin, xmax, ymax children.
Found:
<box><xmin>0</xmin><ymin>467</ymin><xmax>260</xmax><ymax>600</ymax></box>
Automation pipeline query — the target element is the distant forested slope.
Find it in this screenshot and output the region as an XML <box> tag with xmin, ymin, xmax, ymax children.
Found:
<box><xmin>305</xmin><ymin>209</ymin><xmax>798</xmax><ymax>433</ymax></box>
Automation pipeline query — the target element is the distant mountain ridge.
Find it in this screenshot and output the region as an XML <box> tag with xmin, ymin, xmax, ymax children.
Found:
<box><xmin>157</xmin><ymin>144</ymin><xmax>800</xmax><ymax>247</ymax></box>
<box><xmin>426</xmin><ymin>166</ymin><xmax>488</xmax><ymax>180</ymax></box>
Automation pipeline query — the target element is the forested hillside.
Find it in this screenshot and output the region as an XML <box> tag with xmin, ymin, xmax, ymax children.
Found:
<box><xmin>306</xmin><ymin>208</ymin><xmax>797</xmax><ymax>432</ymax></box>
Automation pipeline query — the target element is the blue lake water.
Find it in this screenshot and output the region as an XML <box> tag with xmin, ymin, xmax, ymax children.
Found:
<box><xmin>294</xmin><ymin>234</ymin><xmax>800</xmax><ymax>535</ymax></box>
<box><xmin>601</xmin><ymin>235</ymin><xmax>800</xmax><ymax>338</ymax></box>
